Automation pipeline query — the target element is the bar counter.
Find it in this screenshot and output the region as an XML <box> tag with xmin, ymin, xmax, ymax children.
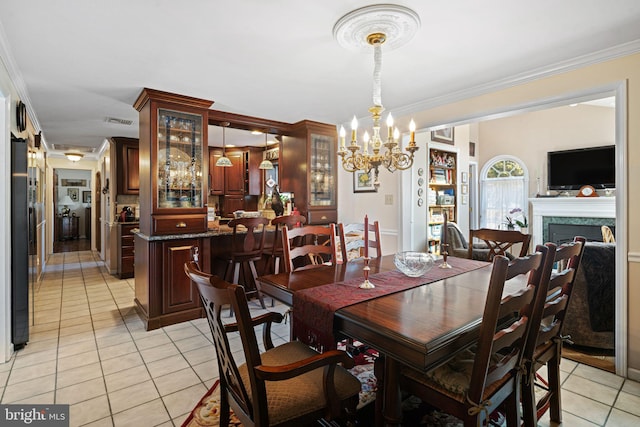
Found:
<box><xmin>133</xmin><ymin>221</ymin><xmax>276</xmax><ymax>330</ymax></box>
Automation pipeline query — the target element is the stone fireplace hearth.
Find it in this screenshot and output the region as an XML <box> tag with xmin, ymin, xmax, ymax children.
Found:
<box><xmin>529</xmin><ymin>197</ymin><xmax>616</xmax><ymax>247</ymax></box>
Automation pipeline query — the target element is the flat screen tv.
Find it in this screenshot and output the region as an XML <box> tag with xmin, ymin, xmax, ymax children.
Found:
<box><xmin>547</xmin><ymin>145</ymin><xmax>615</xmax><ymax>190</ymax></box>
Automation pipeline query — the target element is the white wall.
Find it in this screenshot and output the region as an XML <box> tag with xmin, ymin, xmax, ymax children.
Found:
<box><xmin>477</xmin><ymin>103</ymin><xmax>615</xmax><ymax>197</ymax></box>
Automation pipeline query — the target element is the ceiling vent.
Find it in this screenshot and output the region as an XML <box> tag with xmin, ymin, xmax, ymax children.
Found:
<box><xmin>52</xmin><ymin>144</ymin><xmax>96</xmax><ymax>153</ymax></box>
<box><xmin>105</xmin><ymin>117</ymin><xmax>134</xmax><ymax>125</ymax></box>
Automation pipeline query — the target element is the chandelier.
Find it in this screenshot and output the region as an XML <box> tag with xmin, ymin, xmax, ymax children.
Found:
<box><xmin>334</xmin><ymin>5</ymin><xmax>421</xmax><ymax>187</ymax></box>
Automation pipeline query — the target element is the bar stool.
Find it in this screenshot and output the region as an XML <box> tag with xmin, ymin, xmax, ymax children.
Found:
<box><xmin>266</xmin><ymin>213</ymin><xmax>306</xmax><ymax>274</ymax></box>
<box><xmin>222</xmin><ymin>217</ymin><xmax>269</xmax><ymax>312</ymax></box>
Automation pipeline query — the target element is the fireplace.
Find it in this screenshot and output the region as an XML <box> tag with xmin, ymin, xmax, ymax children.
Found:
<box><xmin>547</xmin><ymin>222</ymin><xmax>615</xmax><ymax>244</ymax></box>
<box><xmin>529</xmin><ymin>197</ymin><xmax>616</xmax><ymax>247</ymax></box>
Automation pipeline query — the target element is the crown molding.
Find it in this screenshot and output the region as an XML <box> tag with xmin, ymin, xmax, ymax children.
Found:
<box><xmin>392</xmin><ymin>39</ymin><xmax>640</xmax><ymax>119</ymax></box>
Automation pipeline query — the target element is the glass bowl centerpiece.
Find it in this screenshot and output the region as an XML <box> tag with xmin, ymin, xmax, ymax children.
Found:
<box><xmin>394</xmin><ymin>251</ymin><xmax>435</xmax><ymax>277</ymax></box>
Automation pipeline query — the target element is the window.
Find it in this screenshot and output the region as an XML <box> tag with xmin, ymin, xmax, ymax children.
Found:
<box><xmin>479</xmin><ymin>156</ymin><xmax>529</xmax><ymax>229</ymax></box>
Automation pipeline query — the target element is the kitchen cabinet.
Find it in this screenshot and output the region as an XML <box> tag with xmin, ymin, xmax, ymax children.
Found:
<box><xmin>210</xmin><ymin>146</ymin><xmax>263</xmax><ymax>215</ymax></box>
<box><xmin>280</xmin><ymin>121</ymin><xmax>337</xmax><ymax>224</ymax></box>
<box><xmin>208</xmin><ymin>147</ymin><xmax>225</xmax><ymax>195</ymax></box>
<box><xmin>133</xmin><ymin>88</ymin><xmax>211</xmax><ymax>236</ymax></box>
<box><xmin>111</xmin><ymin>137</ymin><xmax>139</xmax><ymax>195</ymax></box>
<box><xmin>224</xmin><ymin>150</ymin><xmax>245</xmax><ymax>195</ymax></box>
<box><xmin>427</xmin><ymin>147</ymin><xmax>457</xmax><ymax>254</ymax></box>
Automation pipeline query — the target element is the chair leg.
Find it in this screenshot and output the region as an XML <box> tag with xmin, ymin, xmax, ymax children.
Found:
<box><xmin>548</xmin><ymin>345</ymin><xmax>563</xmax><ymax>422</ymax></box>
<box><xmin>227</xmin><ymin>262</ymin><xmax>241</xmax><ymax>318</ymax></box>
<box><xmin>249</xmin><ymin>260</ymin><xmax>266</xmax><ymax>309</ymax></box>
<box><xmin>521</xmin><ymin>366</ymin><xmax>538</xmax><ymax>427</ymax></box>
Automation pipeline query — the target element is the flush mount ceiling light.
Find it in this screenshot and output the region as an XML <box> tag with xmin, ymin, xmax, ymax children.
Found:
<box><xmin>259</xmin><ymin>133</ymin><xmax>274</xmax><ymax>170</ymax></box>
<box><xmin>334</xmin><ymin>4</ymin><xmax>421</xmax><ymax>187</ymax></box>
<box><xmin>215</xmin><ymin>122</ymin><xmax>233</xmax><ymax>167</ymax></box>
<box><xmin>65</xmin><ymin>152</ymin><xmax>84</xmax><ymax>162</ymax></box>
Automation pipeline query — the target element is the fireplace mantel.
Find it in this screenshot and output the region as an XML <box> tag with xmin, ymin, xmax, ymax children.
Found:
<box><xmin>528</xmin><ymin>197</ymin><xmax>616</xmax><ymax>247</ymax></box>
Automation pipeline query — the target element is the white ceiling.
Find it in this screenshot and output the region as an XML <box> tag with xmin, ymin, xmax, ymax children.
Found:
<box><xmin>1</xmin><ymin>1</ymin><xmax>639</xmax><ymax>158</ymax></box>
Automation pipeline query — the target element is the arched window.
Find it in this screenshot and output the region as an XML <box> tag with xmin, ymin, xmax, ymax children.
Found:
<box><xmin>479</xmin><ymin>156</ymin><xmax>529</xmax><ymax>229</ymax></box>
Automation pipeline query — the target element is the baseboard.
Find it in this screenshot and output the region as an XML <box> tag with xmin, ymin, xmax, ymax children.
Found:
<box><xmin>628</xmin><ymin>367</ymin><xmax>640</xmax><ymax>382</ymax></box>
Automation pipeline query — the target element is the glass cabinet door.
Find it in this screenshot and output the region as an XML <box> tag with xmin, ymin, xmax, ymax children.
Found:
<box><xmin>309</xmin><ymin>133</ymin><xmax>335</xmax><ymax>206</ymax></box>
<box><xmin>157</xmin><ymin>108</ymin><xmax>204</xmax><ymax>209</ymax></box>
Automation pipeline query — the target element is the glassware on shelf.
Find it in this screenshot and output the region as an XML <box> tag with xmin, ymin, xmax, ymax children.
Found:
<box><xmin>157</xmin><ymin>108</ymin><xmax>204</xmax><ymax>209</ymax></box>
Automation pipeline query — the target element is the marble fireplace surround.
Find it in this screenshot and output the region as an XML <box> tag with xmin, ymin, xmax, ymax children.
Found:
<box><xmin>529</xmin><ymin>197</ymin><xmax>616</xmax><ymax>248</ymax></box>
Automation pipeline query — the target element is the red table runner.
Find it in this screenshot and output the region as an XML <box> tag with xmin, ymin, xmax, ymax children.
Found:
<box><xmin>292</xmin><ymin>257</ymin><xmax>489</xmax><ymax>351</ymax></box>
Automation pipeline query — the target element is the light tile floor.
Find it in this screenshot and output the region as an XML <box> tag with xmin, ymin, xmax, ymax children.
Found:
<box><xmin>1</xmin><ymin>250</ymin><xmax>639</xmax><ymax>426</ymax></box>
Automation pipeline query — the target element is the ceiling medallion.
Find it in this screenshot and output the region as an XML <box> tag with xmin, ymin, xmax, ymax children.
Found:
<box><xmin>333</xmin><ymin>4</ymin><xmax>421</xmax><ymax>53</ymax></box>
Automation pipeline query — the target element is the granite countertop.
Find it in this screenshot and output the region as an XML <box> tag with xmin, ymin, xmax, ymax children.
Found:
<box><xmin>132</xmin><ymin>222</ymin><xmax>274</xmax><ymax>241</ymax></box>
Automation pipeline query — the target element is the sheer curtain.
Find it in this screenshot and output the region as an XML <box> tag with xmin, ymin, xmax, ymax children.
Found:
<box><xmin>479</xmin><ymin>155</ymin><xmax>529</xmax><ymax>230</ymax></box>
<box><xmin>480</xmin><ymin>178</ymin><xmax>526</xmax><ymax>229</ymax></box>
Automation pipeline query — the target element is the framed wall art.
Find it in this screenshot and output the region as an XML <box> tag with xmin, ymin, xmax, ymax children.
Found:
<box><xmin>353</xmin><ymin>170</ymin><xmax>377</xmax><ymax>193</ymax></box>
<box><xmin>431</xmin><ymin>128</ymin><xmax>454</xmax><ymax>145</ymax></box>
<box><xmin>67</xmin><ymin>187</ymin><xmax>79</xmax><ymax>202</ymax></box>
<box><xmin>82</xmin><ymin>190</ymin><xmax>92</xmax><ymax>203</ymax></box>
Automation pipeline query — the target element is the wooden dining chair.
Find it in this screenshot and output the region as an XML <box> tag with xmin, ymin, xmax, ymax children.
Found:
<box><xmin>184</xmin><ymin>261</ymin><xmax>361</xmax><ymax>427</ymax></box>
<box><xmin>282</xmin><ymin>224</ymin><xmax>338</xmax><ymax>272</ymax></box>
<box><xmin>522</xmin><ymin>236</ymin><xmax>586</xmax><ymax>425</ymax></box>
<box><xmin>468</xmin><ymin>228</ymin><xmax>532</xmax><ymax>261</ymax></box>
<box><xmin>335</xmin><ymin>221</ymin><xmax>382</xmax><ymax>263</ymax></box>
<box><xmin>399</xmin><ymin>245</ymin><xmax>553</xmax><ymax>427</ymax></box>
<box><xmin>266</xmin><ymin>214</ymin><xmax>306</xmax><ymax>274</ymax></box>
<box><xmin>601</xmin><ymin>225</ymin><xmax>615</xmax><ymax>243</ymax></box>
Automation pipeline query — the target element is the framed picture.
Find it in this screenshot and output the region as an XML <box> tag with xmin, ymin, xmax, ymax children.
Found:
<box><xmin>469</xmin><ymin>141</ymin><xmax>476</xmax><ymax>157</ymax></box>
<box><xmin>461</xmin><ymin>171</ymin><xmax>468</xmax><ymax>183</ymax></box>
<box><xmin>61</xmin><ymin>179</ymin><xmax>87</xmax><ymax>187</ymax></box>
<box><xmin>431</xmin><ymin>128</ymin><xmax>454</xmax><ymax>145</ymax></box>
<box><xmin>67</xmin><ymin>187</ymin><xmax>79</xmax><ymax>202</ymax></box>
<box><xmin>461</xmin><ymin>194</ymin><xmax>468</xmax><ymax>205</ymax></box>
<box><xmin>461</xmin><ymin>184</ymin><xmax>468</xmax><ymax>195</ymax></box>
<box><xmin>353</xmin><ymin>170</ymin><xmax>376</xmax><ymax>193</ymax></box>
<box><xmin>82</xmin><ymin>190</ymin><xmax>91</xmax><ymax>203</ymax></box>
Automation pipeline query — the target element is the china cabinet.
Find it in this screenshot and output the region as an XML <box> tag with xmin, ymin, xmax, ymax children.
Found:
<box><xmin>134</xmin><ymin>88</ymin><xmax>211</xmax><ymax>236</ymax></box>
<box><xmin>281</xmin><ymin>121</ymin><xmax>337</xmax><ymax>224</ymax></box>
<box><xmin>133</xmin><ymin>88</ymin><xmax>213</xmax><ymax>330</ymax></box>
<box><xmin>427</xmin><ymin>147</ymin><xmax>457</xmax><ymax>254</ymax></box>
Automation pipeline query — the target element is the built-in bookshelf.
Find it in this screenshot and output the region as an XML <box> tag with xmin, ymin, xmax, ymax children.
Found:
<box><xmin>427</xmin><ymin>148</ymin><xmax>457</xmax><ymax>254</ymax></box>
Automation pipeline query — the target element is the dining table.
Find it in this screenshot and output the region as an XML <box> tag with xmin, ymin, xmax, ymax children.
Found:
<box><xmin>256</xmin><ymin>254</ymin><xmax>523</xmax><ymax>426</ymax></box>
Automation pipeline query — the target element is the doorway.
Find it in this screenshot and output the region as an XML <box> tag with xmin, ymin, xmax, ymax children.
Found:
<box><xmin>401</xmin><ymin>84</ymin><xmax>626</xmax><ymax>376</ymax></box>
<box><xmin>53</xmin><ymin>168</ymin><xmax>92</xmax><ymax>253</ymax></box>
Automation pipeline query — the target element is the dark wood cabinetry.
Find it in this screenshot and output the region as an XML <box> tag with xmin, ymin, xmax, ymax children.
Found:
<box><xmin>117</xmin><ymin>223</ymin><xmax>137</xmax><ymax>279</ymax></box>
<box><xmin>56</xmin><ymin>216</ymin><xmax>79</xmax><ymax>240</ymax></box>
<box><xmin>134</xmin><ymin>235</ymin><xmax>209</xmax><ymax>330</ymax></box>
<box><xmin>281</xmin><ymin>121</ymin><xmax>337</xmax><ymax>224</ymax></box>
<box><xmin>133</xmin><ymin>88</ymin><xmax>214</xmax><ymax>330</ymax></box>
<box><xmin>208</xmin><ymin>148</ymin><xmax>225</xmax><ymax>195</ymax></box>
<box><xmin>111</xmin><ymin>137</ymin><xmax>139</xmax><ymax>195</ymax></box>
<box><xmin>224</xmin><ymin>150</ymin><xmax>245</xmax><ymax>195</ymax></box>
<box><xmin>134</xmin><ymin>88</ymin><xmax>211</xmax><ymax>236</ymax></box>
<box><xmin>210</xmin><ymin>146</ymin><xmax>263</xmax><ymax>215</ymax></box>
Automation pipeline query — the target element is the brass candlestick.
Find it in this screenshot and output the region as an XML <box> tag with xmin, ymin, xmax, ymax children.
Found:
<box><xmin>439</xmin><ymin>243</ymin><xmax>452</xmax><ymax>269</ymax></box>
<box><xmin>359</xmin><ymin>257</ymin><xmax>375</xmax><ymax>289</ymax></box>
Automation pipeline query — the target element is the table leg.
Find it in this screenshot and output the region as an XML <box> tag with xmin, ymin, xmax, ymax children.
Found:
<box><xmin>383</xmin><ymin>356</ymin><xmax>402</xmax><ymax>427</ymax></box>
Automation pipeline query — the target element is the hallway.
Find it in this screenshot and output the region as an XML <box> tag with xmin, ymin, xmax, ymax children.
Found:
<box><xmin>0</xmin><ymin>250</ymin><xmax>639</xmax><ymax>426</ymax></box>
